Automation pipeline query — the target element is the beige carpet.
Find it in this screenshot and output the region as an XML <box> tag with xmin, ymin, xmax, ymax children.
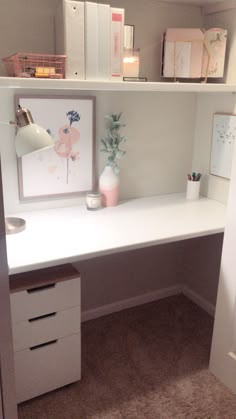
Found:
<box><xmin>18</xmin><ymin>295</ymin><xmax>236</xmax><ymax>419</ymax></box>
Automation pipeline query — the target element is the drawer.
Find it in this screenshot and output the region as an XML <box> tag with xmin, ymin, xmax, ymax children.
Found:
<box><xmin>12</xmin><ymin>306</ymin><xmax>80</xmax><ymax>352</ymax></box>
<box><xmin>10</xmin><ymin>277</ymin><xmax>80</xmax><ymax>323</ymax></box>
<box><xmin>14</xmin><ymin>333</ymin><xmax>81</xmax><ymax>403</ymax></box>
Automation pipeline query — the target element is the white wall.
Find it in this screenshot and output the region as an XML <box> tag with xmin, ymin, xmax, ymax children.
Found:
<box><xmin>192</xmin><ymin>93</ymin><xmax>236</xmax><ymax>204</ymax></box>
<box><xmin>77</xmin><ymin>233</ymin><xmax>223</xmax><ymax>313</ymax></box>
<box><xmin>0</xmin><ymin>0</ymin><xmax>224</xmax><ymax>315</ymax></box>
<box><xmin>100</xmin><ymin>0</ymin><xmax>203</xmax><ymax>81</ymax></box>
<box><xmin>180</xmin><ymin>234</ymin><xmax>223</xmax><ymax>308</ymax></box>
<box><xmin>0</xmin><ymin>0</ymin><xmax>58</xmax><ymax>77</ymax></box>
<box><xmin>0</xmin><ymin>0</ymin><xmax>203</xmax><ymax>81</ymax></box>
<box><xmin>0</xmin><ymin>0</ymin><xmax>204</xmax><ymax>214</ymax></box>
<box><xmin>77</xmin><ymin>242</ymin><xmax>182</xmax><ymax>312</ymax></box>
<box><xmin>186</xmin><ymin>6</ymin><xmax>236</xmax><ymax>305</ymax></box>
<box><xmin>0</xmin><ymin>88</ymin><xmax>197</xmax><ymax>214</ymax></box>
<box><xmin>197</xmin><ymin>7</ymin><xmax>236</xmax><ymax>204</ymax></box>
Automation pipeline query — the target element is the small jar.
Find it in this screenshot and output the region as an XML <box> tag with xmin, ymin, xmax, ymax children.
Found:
<box><xmin>86</xmin><ymin>192</ymin><xmax>101</xmax><ymax>210</ymax></box>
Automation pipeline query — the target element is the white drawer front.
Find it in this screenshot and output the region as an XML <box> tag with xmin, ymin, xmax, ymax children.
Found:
<box><xmin>14</xmin><ymin>333</ymin><xmax>81</xmax><ymax>403</ymax></box>
<box><xmin>12</xmin><ymin>306</ymin><xmax>80</xmax><ymax>352</ymax></box>
<box><xmin>10</xmin><ymin>277</ymin><xmax>80</xmax><ymax>323</ymax></box>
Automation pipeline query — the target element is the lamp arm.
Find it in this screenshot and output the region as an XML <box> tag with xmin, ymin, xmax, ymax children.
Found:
<box><xmin>0</xmin><ymin>121</ymin><xmax>17</xmax><ymax>126</ymax></box>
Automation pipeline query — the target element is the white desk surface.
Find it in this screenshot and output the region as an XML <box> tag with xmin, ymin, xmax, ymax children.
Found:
<box><xmin>6</xmin><ymin>194</ymin><xmax>226</xmax><ymax>275</ymax></box>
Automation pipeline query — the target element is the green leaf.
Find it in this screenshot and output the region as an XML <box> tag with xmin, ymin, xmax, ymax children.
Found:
<box><xmin>105</xmin><ymin>115</ymin><xmax>113</xmax><ymax>121</ymax></box>
<box><xmin>116</xmin><ymin>150</ymin><xmax>126</xmax><ymax>159</ymax></box>
<box><xmin>114</xmin><ymin>165</ymin><xmax>120</xmax><ymax>174</ymax></box>
<box><xmin>100</xmin><ymin>112</ymin><xmax>127</xmax><ymax>163</ymax></box>
<box><xmin>111</xmin><ymin>114</ymin><xmax>118</xmax><ymax>121</ymax></box>
<box><xmin>100</xmin><ymin>139</ymin><xmax>108</xmax><ymax>149</ymax></box>
<box><xmin>107</xmin><ymin>131</ymin><xmax>116</xmax><ymax>141</ymax></box>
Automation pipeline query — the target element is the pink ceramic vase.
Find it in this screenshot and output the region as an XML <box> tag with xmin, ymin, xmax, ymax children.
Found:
<box><xmin>99</xmin><ymin>166</ymin><xmax>120</xmax><ymax>207</ymax></box>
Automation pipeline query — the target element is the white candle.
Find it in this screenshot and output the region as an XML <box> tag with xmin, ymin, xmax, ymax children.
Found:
<box><xmin>123</xmin><ymin>54</ymin><xmax>140</xmax><ymax>78</ymax></box>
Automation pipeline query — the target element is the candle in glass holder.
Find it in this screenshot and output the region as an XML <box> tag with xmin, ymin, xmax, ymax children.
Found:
<box><xmin>123</xmin><ymin>49</ymin><xmax>140</xmax><ymax>78</ymax></box>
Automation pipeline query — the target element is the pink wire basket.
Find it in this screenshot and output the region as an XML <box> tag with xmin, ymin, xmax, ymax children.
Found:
<box><xmin>3</xmin><ymin>53</ymin><xmax>66</xmax><ymax>79</ymax></box>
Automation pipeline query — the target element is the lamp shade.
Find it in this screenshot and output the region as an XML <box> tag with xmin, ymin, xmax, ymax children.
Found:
<box><xmin>15</xmin><ymin>124</ymin><xmax>53</xmax><ymax>157</ymax></box>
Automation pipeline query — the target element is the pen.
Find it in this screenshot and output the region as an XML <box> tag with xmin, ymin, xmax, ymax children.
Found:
<box><xmin>195</xmin><ymin>173</ymin><xmax>202</xmax><ymax>181</ymax></box>
<box><xmin>188</xmin><ymin>172</ymin><xmax>202</xmax><ymax>181</ymax></box>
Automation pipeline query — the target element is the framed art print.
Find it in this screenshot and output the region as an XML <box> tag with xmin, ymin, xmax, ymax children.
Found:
<box><xmin>16</xmin><ymin>95</ymin><xmax>95</xmax><ymax>200</ymax></box>
<box><xmin>210</xmin><ymin>113</ymin><xmax>236</xmax><ymax>179</ymax></box>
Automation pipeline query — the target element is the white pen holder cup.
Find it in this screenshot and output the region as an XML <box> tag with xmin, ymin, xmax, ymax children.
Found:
<box><xmin>186</xmin><ymin>180</ymin><xmax>201</xmax><ymax>200</ymax></box>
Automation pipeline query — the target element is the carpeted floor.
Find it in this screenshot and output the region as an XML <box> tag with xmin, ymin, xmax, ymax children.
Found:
<box><xmin>18</xmin><ymin>295</ymin><xmax>236</xmax><ymax>419</ymax></box>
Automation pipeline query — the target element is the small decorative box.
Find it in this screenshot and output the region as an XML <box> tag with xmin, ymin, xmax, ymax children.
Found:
<box><xmin>3</xmin><ymin>53</ymin><xmax>66</xmax><ymax>79</ymax></box>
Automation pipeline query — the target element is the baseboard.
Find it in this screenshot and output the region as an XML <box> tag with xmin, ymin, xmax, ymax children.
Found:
<box><xmin>81</xmin><ymin>284</ymin><xmax>183</xmax><ymax>322</ymax></box>
<box><xmin>81</xmin><ymin>284</ymin><xmax>216</xmax><ymax>322</ymax></box>
<box><xmin>182</xmin><ymin>286</ymin><xmax>215</xmax><ymax>317</ymax></box>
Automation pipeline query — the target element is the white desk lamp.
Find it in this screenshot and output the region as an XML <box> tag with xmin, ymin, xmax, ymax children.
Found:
<box><xmin>2</xmin><ymin>105</ymin><xmax>54</xmax><ymax>234</ymax></box>
<box><xmin>5</xmin><ymin>105</ymin><xmax>54</xmax><ymax>157</ymax></box>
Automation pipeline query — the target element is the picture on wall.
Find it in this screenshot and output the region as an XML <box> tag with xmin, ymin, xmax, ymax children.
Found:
<box><xmin>210</xmin><ymin>113</ymin><xmax>236</xmax><ymax>179</ymax></box>
<box><xmin>16</xmin><ymin>95</ymin><xmax>95</xmax><ymax>200</ymax></box>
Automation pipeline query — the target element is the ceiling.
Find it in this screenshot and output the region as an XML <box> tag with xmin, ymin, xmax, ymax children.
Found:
<box><xmin>159</xmin><ymin>0</ymin><xmax>222</xmax><ymax>5</ymax></box>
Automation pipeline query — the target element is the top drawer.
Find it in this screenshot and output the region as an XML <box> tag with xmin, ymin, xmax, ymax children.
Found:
<box><xmin>10</xmin><ymin>277</ymin><xmax>80</xmax><ymax>323</ymax></box>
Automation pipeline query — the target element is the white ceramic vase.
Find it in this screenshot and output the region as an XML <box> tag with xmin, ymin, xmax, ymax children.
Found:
<box><xmin>99</xmin><ymin>165</ymin><xmax>120</xmax><ymax>207</ymax></box>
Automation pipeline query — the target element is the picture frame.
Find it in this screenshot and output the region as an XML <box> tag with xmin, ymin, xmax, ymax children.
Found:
<box><xmin>210</xmin><ymin>113</ymin><xmax>236</xmax><ymax>180</ymax></box>
<box><xmin>124</xmin><ymin>24</ymin><xmax>135</xmax><ymax>49</ymax></box>
<box><xmin>16</xmin><ymin>95</ymin><xmax>96</xmax><ymax>201</ymax></box>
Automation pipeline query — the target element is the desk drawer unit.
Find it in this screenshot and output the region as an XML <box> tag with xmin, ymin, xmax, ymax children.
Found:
<box><xmin>9</xmin><ymin>264</ymin><xmax>81</xmax><ymax>403</ymax></box>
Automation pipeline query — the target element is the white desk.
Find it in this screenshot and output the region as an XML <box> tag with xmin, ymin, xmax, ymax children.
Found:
<box><xmin>7</xmin><ymin>193</ymin><xmax>226</xmax><ymax>275</ymax></box>
<box><xmin>6</xmin><ymin>193</ymin><xmax>226</xmax><ymax>402</ymax></box>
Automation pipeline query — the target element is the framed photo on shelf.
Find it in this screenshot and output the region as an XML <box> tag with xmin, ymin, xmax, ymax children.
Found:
<box><xmin>16</xmin><ymin>95</ymin><xmax>96</xmax><ymax>200</ymax></box>
<box><xmin>124</xmin><ymin>24</ymin><xmax>135</xmax><ymax>49</ymax></box>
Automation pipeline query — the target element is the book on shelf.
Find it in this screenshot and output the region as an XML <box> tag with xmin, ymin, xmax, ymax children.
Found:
<box><xmin>110</xmin><ymin>7</ymin><xmax>125</xmax><ymax>81</ymax></box>
<box><xmin>98</xmin><ymin>3</ymin><xmax>110</xmax><ymax>80</ymax></box>
<box><xmin>84</xmin><ymin>2</ymin><xmax>110</xmax><ymax>80</ymax></box>
<box><xmin>55</xmin><ymin>1</ymin><xmax>125</xmax><ymax>81</ymax></box>
<box><xmin>55</xmin><ymin>0</ymin><xmax>85</xmax><ymax>80</ymax></box>
<box><xmin>84</xmin><ymin>2</ymin><xmax>99</xmax><ymax>80</ymax></box>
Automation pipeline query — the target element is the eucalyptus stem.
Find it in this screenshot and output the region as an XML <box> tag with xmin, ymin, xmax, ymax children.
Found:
<box><xmin>100</xmin><ymin>113</ymin><xmax>127</xmax><ymax>173</ymax></box>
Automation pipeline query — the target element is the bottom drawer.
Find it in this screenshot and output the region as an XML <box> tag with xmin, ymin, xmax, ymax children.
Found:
<box><xmin>14</xmin><ymin>333</ymin><xmax>81</xmax><ymax>403</ymax></box>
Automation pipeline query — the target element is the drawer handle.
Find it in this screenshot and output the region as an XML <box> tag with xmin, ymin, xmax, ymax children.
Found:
<box><xmin>27</xmin><ymin>283</ymin><xmax>56</xmax><ymax>294</ymax></box>
<box><xmin>30</xmin><ymin>339</ymin><xmax>58</xmax><ymax>351</ymax></box>
<box><xmin>28</xmin><ymin>312</ymin><xmax>56</xmax><ymax>323</ymax></box>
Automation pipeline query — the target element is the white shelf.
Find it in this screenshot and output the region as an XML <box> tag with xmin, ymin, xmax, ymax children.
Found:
<box><xmin>0</xmin><ymin>77</ymin><xmax>236</xmax><ymax>93</ymax></box>
<box><xmin>6</xmin><ymin>193</ymin><xmax>226</xmax><ymax>275</ymax></box>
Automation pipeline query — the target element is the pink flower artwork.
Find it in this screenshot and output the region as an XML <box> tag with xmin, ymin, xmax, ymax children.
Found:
<box><xmin>48</xmin><ymin>165</ymin><xmax>57</xmax><ymax>174</ymax></box>
<box><xmin>70</xmin><ymin>151</ymin><xmax>80</xmax><ymax>161</ymax></box>
<box><xmin>54</xmin><ymin>138</ymin><xmax>72</xmax><ymax>159</ymax></box>
<box><xmin>58</xmin><ymin>125</ymin><xmax>80</xmax><ymax>145</ymax></box>
<box><xmin>54</xmin><ymin>110</ymin><xmax>81</xmax><ymax>184</ymax></box>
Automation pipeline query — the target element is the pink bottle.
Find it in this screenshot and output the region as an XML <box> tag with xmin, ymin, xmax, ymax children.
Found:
<box><xmin>99</xmin><ymin>166</ymin><xmax>120</xmax><ymax>207</ymax></box>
